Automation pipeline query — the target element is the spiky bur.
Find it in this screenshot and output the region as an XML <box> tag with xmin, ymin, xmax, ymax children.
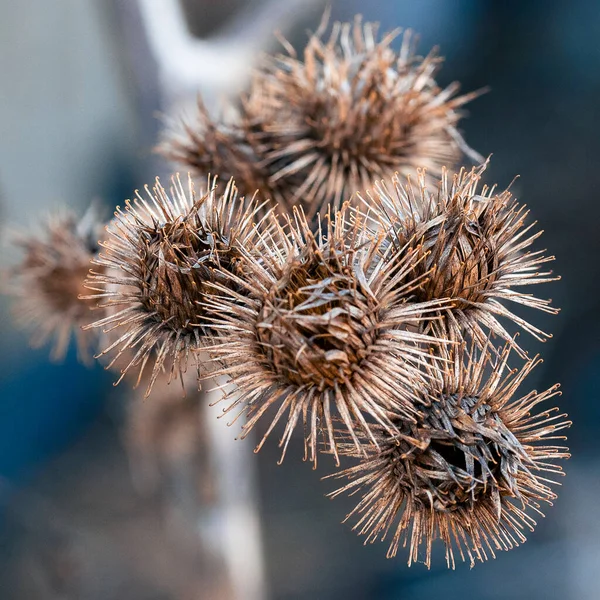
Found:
<box><xmin>364</xmin><ymin>162</ymin><xmax>559</xmax><ymax>354</ymax></box>
<box><xmin>83</xmin><ymin>174</ymin><xmax>268</xmax><ymax>396</ymax></box>
<box><xmin>328</xmin><ymin>341</ymin><xmax>570</xmax><ymax>568</ymax></box>
<box><xmin>164</xmin><ymin>17</ymin><xmax>481</xmax><ymax>221</ymax></box>
<box><xmin>165</xmin><ymin>101</ymin><xmax>273</xmax><ymax>211</ymax></box>
<box><xmin>202</xmin><ymin>204</ymin><xmax>451</xmax><ymax>467</ymax></box>
<box><xmin>7</xmin><ymin>204</ymin><xmax>105</xmax><ymax>363</ymax></box>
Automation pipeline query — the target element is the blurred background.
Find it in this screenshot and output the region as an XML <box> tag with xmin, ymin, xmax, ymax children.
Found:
<box><xmin>0</xmin><ymin>0</ymin><xmax>599</xmax><ymax>598</ymax></box>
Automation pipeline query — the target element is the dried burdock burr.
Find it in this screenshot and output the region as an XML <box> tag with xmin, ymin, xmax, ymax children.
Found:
<box><xmin>328</xmin><ymin>341</ymin><xmax>570</xmax><ymax>568</ymax></box>
<box><xmin>203</xmin><ymin>204</ymin><xmax>451</xmax><ymax>466</ymax></box>
<box><xmin>165</xmin><ymin>102</ymin><xmax>271</xmax><ymax>212</ymax></box>
<box><xmin>166</xmin><ymin>17</ymin><xmax>482</xmax><ymax>221</ymax></box>
<box><xmin>366</xmin><ymin>162</ymin><xmax>559</xmax><ymax>353</ymax></box>
<box><xmin>83</xmin><ymin>174</ymin><xmax>267</xmax><ymax>396</ymax></box>
<box><xmin>7</xmin><ymin>204</ymin><xmax>105</xmax><ymax>363</ymax></box>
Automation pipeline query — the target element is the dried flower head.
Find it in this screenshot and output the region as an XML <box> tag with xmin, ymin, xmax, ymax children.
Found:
<box><xmin>328</xmin><ymin>341</ymin><xmax>570</xmax><ymax>568</ymax></box>
<box><xmin>165</xmin><ymin>102</ymin><xmax>272</xmax><ymax>210</ymax></box>
<box><xmin>84</xmin><ymin>174</ymin><xmax>266</xmax><ymax>396</ymax></box>
<box><xmin>8</xmin><ymin>204</ymin><xmax>105</xmax><ymax>362</ymax></box>
<box><xmin>166</xmin><ymin>18</ymin><xmax>481</xmax><ymax>221</ymax></box>
<box><xmin>365</xmin><ymin>162</ymin><xmax>559</xmax><ymax>352</ymax></box>
<box><xmin>204</xmin><ymin>205</ymin><xmax>450</xmax><ymax>466</ymax></box>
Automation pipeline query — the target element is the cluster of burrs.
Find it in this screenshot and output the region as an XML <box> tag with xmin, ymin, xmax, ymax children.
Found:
<box><xmin>4</xmin><ymin>17</ymin><xmax>569</xmax><ymax>568</ymax></box>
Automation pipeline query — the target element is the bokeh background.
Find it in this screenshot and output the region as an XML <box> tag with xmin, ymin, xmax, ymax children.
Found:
<box><xmin>1</xmin><ymin>0</ymin><xmax>599</xmax><ymax>598</ymax></box>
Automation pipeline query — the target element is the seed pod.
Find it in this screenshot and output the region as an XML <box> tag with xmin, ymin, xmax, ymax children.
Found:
<box><xmin>366</xmin><ymin>162</ymin><xmax>559</xmax><ymax>352</ymax></box>
<box><xmin>84</xmin><ymin>174</ymin><xmax>267</xmax><ymax>396</ymax></box>
<box><xmin>8</xmin><ymin>204</ymin><xmax>105</xmax><ymax>363</ymax></box>
<box><xmin>328</xmin><ymin>342</ymin><xmax>570</xmax><ymax>568</ymax></box>
<box><xmin>165</xmin><ymin>18</ymin><xmax>481</xmax><ymax>220</ymax></box>
<box><xmin>203</xmin><ymin>204</ymin><xmax>450</xmax><ymax>466</ymax></box>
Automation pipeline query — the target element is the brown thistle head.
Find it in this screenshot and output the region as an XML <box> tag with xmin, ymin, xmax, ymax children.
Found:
<box><xmin>164</xmin><ymin>18</ymin><xmax>481</xmax><ymax>221</ymax></box>
<box><xmin>365</xmin><ymin>162</ymin><xmax>559</xmax><ymax>352</ymax></box>
<box><xmin>328</xmin><ymin>341</ymin><xmax>570</xmax><ymax>568</ymax></box>
<box><xmin>163</xmin><ymin>102</ymin><xmax>273</xmax><ymax>212</ymax></box>
<box><xmin>83</xmin><ymin>174</ymin><xmax>267</xmax><ymax>396</ymax></box>
<box><xmin>203</xmin><ymin>204</ymin><xmax>451</xmax><ymax>466</ymax></box>
<box><xmin>7</xmin><ymin>204</ymin><xmax>105</xmax><ymax>363</ymax></box>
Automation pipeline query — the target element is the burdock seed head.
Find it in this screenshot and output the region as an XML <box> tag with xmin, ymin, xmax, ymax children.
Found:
<box><xmin>203</xmin><ymin>204</ymin><xmax>451</xmax><ymax>466</ymax></box>
<box><xmin>164</xmin><ymin>101</ymin><xmax>272</xmax><ymax>213</ymax></box>
<box><xmin>365</xmin><ymin>161</ymin><xmax>559</xmax><ymax>352</ymax></box>
<box><xmin>328</xmin><ymin>341</ymin><xmax>570</xmax><ymax>568</ymax></box>
<box><xmin>84</xmin><ymin>174</ymin><xmax>266</xmax><ymax>396</ymax></box>
<box><xmin>166</xmin><ymin>17</ymin><xmax>481</xmax><ymax>221</ymax></box>
<box><xmin>7</xmin><ymin>204</ymin><xmax>105</xmax><ymax>363</ymax></box>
